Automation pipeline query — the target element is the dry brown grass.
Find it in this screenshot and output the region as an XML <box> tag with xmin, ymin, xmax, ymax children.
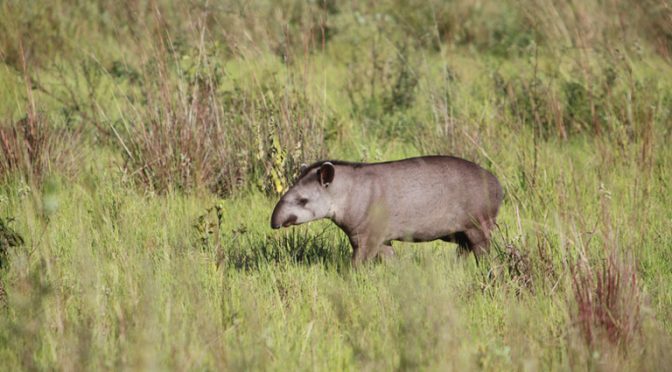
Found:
<box><xmin>571</xmin><ymin>252</ymin><xmax>642</xmax><ymax>348</ymax></box>
<box><xmin>116</xmin><ymin>8</ymin><xmax>326</xmax><ymax>196</ymax></box>
<box><xmin>0</xmin><ymin>114</ymin><xmax>81</xmax><ymax>185</ymax></box>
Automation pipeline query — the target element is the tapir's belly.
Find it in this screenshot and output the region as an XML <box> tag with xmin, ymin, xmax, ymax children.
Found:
<box><xmin>383</xmin><ymin>202</ymin><xmax>466</xmax><ymax>242</ymax></box>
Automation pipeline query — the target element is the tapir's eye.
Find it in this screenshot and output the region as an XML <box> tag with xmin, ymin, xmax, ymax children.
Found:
<box><xmin>298</xmin><ymin>198</ymin><xmax>309</xmax><ymax>206</ymax></box>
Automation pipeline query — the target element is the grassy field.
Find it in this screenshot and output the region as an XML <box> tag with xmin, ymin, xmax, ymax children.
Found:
<box><xmin>1</xmin><ymin>0</ymin><xmax>672</xmax><ymax>370</ymax></box>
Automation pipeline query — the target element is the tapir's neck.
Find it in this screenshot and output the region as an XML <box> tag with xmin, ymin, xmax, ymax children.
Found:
<box><xmin>329</xmin><ymin>166</ymin><xmax>371</xmax><ymax>236</ymax></box>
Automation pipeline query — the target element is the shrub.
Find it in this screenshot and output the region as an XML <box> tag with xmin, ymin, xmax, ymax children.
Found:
<box><xmin>378</xmin><ymin>0</ymin><xmax>536</xmax><ymax>54</ymax></box>
<box><xmin>118</xmin><ymin>40</ymin><xmax>326</xmax><ymax>196</ymax></box>
<box><xmin>0</xmin><ymin>217</ymin><xmax>23</xmax><ymax>269</ymax></box>
<box><xmin>344</xmin><ymin>37</ymin><xmax>421</xmax><ymax>140</ymax></box>
<box><xmin>0</xmin><ymin>114</ymin><xmax>81</xmax><ymax>185</ymax></box>
<box><xmin>491</xmin><ymin>68</ymin><xmax>568</xmax><ymax>140</ymax></box>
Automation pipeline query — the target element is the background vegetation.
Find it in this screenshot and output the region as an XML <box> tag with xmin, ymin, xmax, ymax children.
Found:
<box><xmin>1</xmin><ymin>0</ymin><xmax>671</xmax><ymax>370</ymax></box>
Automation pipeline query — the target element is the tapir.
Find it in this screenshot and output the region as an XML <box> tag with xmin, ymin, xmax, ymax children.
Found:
<box><xmin>270</xmin><ymin>156</ymin><xmax>503</xmax><ymax>265</ymax></box>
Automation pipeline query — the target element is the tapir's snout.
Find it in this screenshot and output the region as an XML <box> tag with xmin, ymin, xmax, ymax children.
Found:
<box><xmin>270</xmin><ymin>200</ymin><xmax>297</xmax><ymax>229</ymax></box>
<box><xmin>270</xmin><ymin>201</ymin><xmax>283</xmax><ymax>229</ymax></box>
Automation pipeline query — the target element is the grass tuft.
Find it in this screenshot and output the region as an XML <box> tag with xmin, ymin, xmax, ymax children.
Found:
<box><xmin>571</xmin><ymin>252</ymin><xmax>642</xmax><ymax>348</ymax></box>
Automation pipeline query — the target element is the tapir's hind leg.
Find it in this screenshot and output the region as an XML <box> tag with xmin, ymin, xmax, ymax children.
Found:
<box><xmin>465</xmin><ymin>218</ymin><xmax>496</xmax><ymax>256</ymax></box>
<box><xmin>441</xmin><ymin>219</ymin><xmax>495</xmax><ymax>264</ymax></box>
<box><xmin>465</xmin><ymin>228</ymin><xmax>488</xmax><ymax>256</ymax></box>
<box><xmin>441</xmin><ymin>232</ymin><xmax>471</xmax><ymax>256</ymax></box>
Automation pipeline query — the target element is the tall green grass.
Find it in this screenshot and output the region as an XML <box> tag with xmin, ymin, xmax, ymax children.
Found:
<box><xmin>1</xmin><ymin>0</ymin><xmax>671</xmax><ymax>370</ymax></box>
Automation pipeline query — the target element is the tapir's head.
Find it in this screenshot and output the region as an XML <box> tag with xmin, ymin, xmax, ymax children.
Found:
<box><xmin>270</xmin><ymin>162</ymin><xmax>336</xmax><ymax>229</ymax></box>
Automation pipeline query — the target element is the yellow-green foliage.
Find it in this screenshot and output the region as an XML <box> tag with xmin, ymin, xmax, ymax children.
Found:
<box><xmin>1</xmin><ymin>0</ymin><xmax>672</xmax><ymax>370</ymax></box>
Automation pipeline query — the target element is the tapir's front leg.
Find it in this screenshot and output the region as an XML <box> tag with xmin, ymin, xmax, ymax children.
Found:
<box><xmin>349</xmin><ymin>234</ymin><xmax>392</xmax><ymax>266</ymax></box>
<box><xmin>349</xmin><ymin>234</ymin><xmax>369</xmax><ymax>266</ymax></box>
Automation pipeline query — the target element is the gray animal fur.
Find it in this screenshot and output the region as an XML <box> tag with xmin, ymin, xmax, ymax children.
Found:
<box><xmin>270</xmin><ymin>156</ymin><xmax>503</xmax><ymax>265</ymax></box>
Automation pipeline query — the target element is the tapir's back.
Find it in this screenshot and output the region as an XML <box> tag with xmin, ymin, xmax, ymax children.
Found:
<box><xmin>361</xmin><ymin>156</ymin><xmax>503</xmax><ymax>240</ymax></box>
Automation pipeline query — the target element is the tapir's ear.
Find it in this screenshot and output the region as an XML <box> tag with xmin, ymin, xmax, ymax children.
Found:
<box><xmin>318</xmin><ymin>162</ymin><xmax>335</xmax><ymax>187</ymax></box>
<box><xmin>299</xmin><ymin>163</ymin><xmax>308</xmax><ymax>176</ymax></box>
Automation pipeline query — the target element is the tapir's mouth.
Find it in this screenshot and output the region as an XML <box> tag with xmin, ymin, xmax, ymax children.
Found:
<box><xmin>282</xmin><ymin>214</ymin><xmax>298</xmax><ymax>228</ymax></box>
<box><xmin>271</xmin><ymin>214</ymin><xmax>298</xmax><ymax>229</ymax></box>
